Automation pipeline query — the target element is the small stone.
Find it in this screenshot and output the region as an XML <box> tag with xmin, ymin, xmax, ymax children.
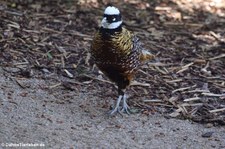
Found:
<box><xmin>202</xmin><ymin>132</ymin><xmax>214</xmax><ymax>138</ymax></box>
<box><xmin>205</xmin><ymin>123</ymin><xmax>213</xmax><ymax>128</ymax></box>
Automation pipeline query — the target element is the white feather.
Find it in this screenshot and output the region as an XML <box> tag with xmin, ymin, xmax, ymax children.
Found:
<box><xmin>101</xmin><ymin>17</ymin><xmax>122</xmax><ymax>29</ymax></box>
<box><xmin>104</xmin><ymin>6</ymin><xmax>120</xmax><ymax>15</ymax></box>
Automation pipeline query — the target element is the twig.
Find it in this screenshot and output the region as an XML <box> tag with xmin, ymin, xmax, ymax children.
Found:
<box><xmin>184</xmin><ymin>97</ymin><xmax>201</xmax><ymax>102</ymax></box>
<box><xmin>181</xmin><ymin>103</ymin><xmax>204</xmax><ymax>107</ymax></box>
<box><xmin>154</xmin><ymin>66</ymin><xmax>168</xmax><ymax>74</ymax></box>
<box><xmin>209</xmin><ymin>108</ymin><xmax>225</xmax><ymax>113</ymax></box>
<box><xmin>82</xmin><ymin>74</ymin><xmax>113</xmax><ymax>85</ymax></box>
<box><xmin>209</xmin><ymin>31</ymin><xmax>225</xmax><ymax>43</ymax></box>
<box><xmin>202</xmin><ymin>92</ymin><xmax>225</xmax><ymax>97</ymax></box>
<box><xmin>176</xmin><ymin>62</ymin><xmax>194</xmax><ymax>74</ymax></box>
<box><xmin>209</xmin><ymin>54</ymin><xmax>225</xmax><ymax>60</ymax></box>
<box><xmin>130</xmin><ymin>80</ymin><xmax>150</xmax><ymax>87</ymax></box>
<box><xmin>172</xmin><ymin>85</ymin><xmax>196</xmax><ymax>93</ymax></box>
<box><xmin>49</xmin><ymin>83</ymin><xmax>62</xmax><ymax>89</ymax></box>
<box><xmin>4</xmin><ymin>10</ymin><xmax>23</xmax><ymax>16</ymax></box>
<box><xmin>169</xmin><ymin>107</ymin><xmax>182</xmax><ymax>117</ymax></box>
<box><xmin>188</xmin><ymin>89</ymin><xmax>209</xmax><ymax>93</ymax></box>
<box><xmin>63</xmin><ymin>69</ymin><xmax>73</xmax><ymax>78</ymax></box>
<box><xmin>143</xmin><ymin>99</ymin><xmax>164</xmax><ymax>102</ymax></box>
<box><xmin>165</xmin><ymin>79</ymin><xmax>182</xmax><ymax>83</ymax></box>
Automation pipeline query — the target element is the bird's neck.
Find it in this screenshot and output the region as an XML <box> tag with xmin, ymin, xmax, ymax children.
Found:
<box><xmin>100</xmin><ymin>24</ymin><xmax>122</xmax><ymax>36</ymax></box>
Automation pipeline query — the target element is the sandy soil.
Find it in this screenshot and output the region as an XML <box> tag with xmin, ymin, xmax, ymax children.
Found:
<box><xmin>0</xmin><ymin>68</ymin><xmax>224</xmax><ymax>149</ymax></box>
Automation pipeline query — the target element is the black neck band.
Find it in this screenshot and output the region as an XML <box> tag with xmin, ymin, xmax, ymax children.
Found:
<box><xmin>100</xmin><ymin>24</ymin><xmax>122</xmax><ymax>35</ymax></box>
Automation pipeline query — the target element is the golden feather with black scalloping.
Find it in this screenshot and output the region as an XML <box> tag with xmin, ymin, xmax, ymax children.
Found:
<box><xmin>90</xmin><ymin>27</ymin><xmax>143</xmax><ymax>90</ymax></box>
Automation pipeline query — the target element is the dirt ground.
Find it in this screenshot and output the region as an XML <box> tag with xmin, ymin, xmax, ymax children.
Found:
<box><xmin>0</xmin><ymin>67</ymin><xmax>224</xmax><ymax>148</ymax></box>
<box><xmin>0</xmin><ymin>0</ymin><xmax>225</xmax><ymax>148</ymax></box>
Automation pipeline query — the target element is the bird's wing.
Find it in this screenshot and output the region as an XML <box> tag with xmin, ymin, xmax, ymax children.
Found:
<box><xmin>131</xmin><ymin>35</ymin><xmax>155</xmax><ymax>62</ymax></box>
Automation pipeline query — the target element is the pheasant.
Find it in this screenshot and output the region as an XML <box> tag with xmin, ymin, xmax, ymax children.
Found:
<box><xmin>90</xmin><ymin>6</ymin><xmax>154</xmax><ymax>115</ymax></box>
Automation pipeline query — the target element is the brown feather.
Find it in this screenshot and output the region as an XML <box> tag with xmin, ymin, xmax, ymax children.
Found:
<box><xmin>90</xmin><ymin>27</ymin><xmax>143</xmax><ymax>89</ymax></box>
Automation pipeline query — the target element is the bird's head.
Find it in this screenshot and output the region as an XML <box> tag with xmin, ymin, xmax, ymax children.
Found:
<box><xmin>101</xmin><ymin>6</ymin><xmax>122</xmax><ymax>29</ymax></box>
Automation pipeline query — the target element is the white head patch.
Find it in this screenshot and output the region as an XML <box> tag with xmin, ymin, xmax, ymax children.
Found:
<box><xmin>104</xmin><ymin>6</ymin><xmax>120</xmax><ymax>15</ymax></box>
<box><xmin>101</xmin><ymin>6</ymin><xmax>122</xmax><ymax>29</ymax></box>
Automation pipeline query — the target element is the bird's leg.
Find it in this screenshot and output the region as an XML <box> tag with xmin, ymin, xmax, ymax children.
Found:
<box><xmin>109</xmin><ymin>88</ymin><xmax>130</xmax><ymax>115</ymax></box>
<box><xmin>121</xmin><ymin>94</ymin><xmax>130</xmax><ymax>114</ymax></box>
<box><xmin>119</xmin><ymin>89</ymin><xmax>130</xmax><ymax>114</ymax></box>
<box><xmin>109</xmin><ymin>95</ymin><xmax>123</xmax><ymax>115</ymax></box>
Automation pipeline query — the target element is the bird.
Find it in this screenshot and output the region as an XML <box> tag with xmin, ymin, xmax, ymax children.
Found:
<box><xmin>90</xmin><ymin>6</ymin><xmax>154</xmax><ymax>115</ymax></box>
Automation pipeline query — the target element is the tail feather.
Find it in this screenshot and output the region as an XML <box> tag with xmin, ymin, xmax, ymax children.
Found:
<box><xmin>140</xmin><ymin>49</ymin><xmax>155</xmax><ymax>62</ymax></box>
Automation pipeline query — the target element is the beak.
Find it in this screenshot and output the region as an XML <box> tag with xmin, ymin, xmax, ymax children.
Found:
<box><xmin>101</xmin><ymin>17</ymin><xmax>109</xmax><ymax>27</ymax></box>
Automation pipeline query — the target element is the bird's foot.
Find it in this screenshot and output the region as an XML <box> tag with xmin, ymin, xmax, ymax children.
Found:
<box><xmin>109</xmin><ymin>95</ymin><xmax>123</xmax><ymax>115</ymax></box>
<box><xmin>121</xmin><ymin>94</ymin><xmax>130</xmax><ymax>114</ymax></box>
<box><xmin>109</xmin><ymin>94</ymin><xmax>130</xmax><ymax>115</ymax></box>
<box><xmin>109</xmin><ymin>107</ymin><xmax>122</xmax><ymax>115</ymax></box>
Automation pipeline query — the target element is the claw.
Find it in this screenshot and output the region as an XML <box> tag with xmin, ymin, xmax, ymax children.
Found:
<box><xmin>109</xmin><ymin>95</ymin><xmax>123</xmax><ymax>115</ymax></box>
<box><xmin>109</xmin><ymin>94</ymin><xmax>130</xmax><ymax>115</ymax></box>
<box><xmin>121</xmin><ymin>94</ymin><xmax>130</xmax><ymax>114</ymax></box>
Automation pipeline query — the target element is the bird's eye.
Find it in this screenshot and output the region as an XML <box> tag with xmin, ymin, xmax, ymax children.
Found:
<box><xmin>112</xmin><ymin>18</ymin><xmax>116</xmax><ymax>21</ymax></box>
